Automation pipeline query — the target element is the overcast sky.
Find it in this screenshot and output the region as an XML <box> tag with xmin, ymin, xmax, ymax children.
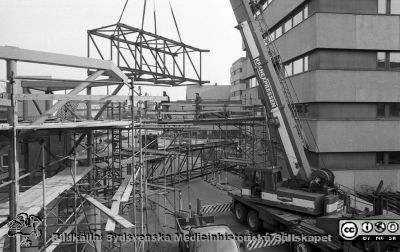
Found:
<box><xmin>0</xmin><ymin>0</ymin><xmax>244</xmax><ymax>100</ymax></box>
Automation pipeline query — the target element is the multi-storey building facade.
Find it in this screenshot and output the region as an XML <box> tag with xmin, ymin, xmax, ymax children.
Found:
<box><xmin>231</xmin><ymin>0</ymin><xmax>400</xmax><ymax>191</ymax></box>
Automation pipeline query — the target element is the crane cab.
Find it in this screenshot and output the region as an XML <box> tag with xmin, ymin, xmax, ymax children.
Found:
<box><xmin>241</xmin><ymin>167</ymin><xmax>341</xmax><ymax>216</ymax></box>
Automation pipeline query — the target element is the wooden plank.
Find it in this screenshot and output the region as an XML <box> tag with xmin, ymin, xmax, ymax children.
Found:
<box><xmin>121</xmin><ymin>181</ymin><xmax>134</xmax><ymax>202</ymax></box>
<box><xmin>221</xmin><ymin>158</ymin><xmax>253</xmax><ymax>164</ymax></box>
<box><xmin>16</xmin><ymin>94</ymin><xmax>168</xmax><ymax>102</ymax></box>
<box><xmin>0</xmin><ymin>99</ymin><xmax>10</xmax><ymax>107</ymax></box>
<box><xmin>46</xmin><ymin>213</ymin><xmax>86</xmax><ymax>252</ymax></box>
<box><xmin>166</xmin><ymin>100</ymin><xmax>242</xmax><ymax>105</ymax></box>
<box><xmin>0</xmin><ymin>166</ymin><xmax>93</xmax><ymax>238</ymax></box>
<box><xmin>142</xmin><ymin>149</ymin><xmax>180</xmax><ymax>156</ymax></box>
<box><xmin>105</xmin><ymin>176</ymin><xmax>132</xmax><ymax>231</ymax></box>
<box><xmin>31</xmin><ymin>70</ymin><xmax>104</xmax><ymax>126</ymax></box>
<box><xmin>83</xmin><ymin>194</ymin><xmax>134</xmax><ymax>228</ymax></box>
<box><xmin>0</xmin><ymin>46</ymin><xmax>128</xmax><ymax>82</ymax></box>
<box><xmin>161</xmin><ymin>111</ymin><xmax>221</xmax><ymax>115</ymax></box>
<box><xmin>166</xmin><ymin>103</ymin><xmax>245</xmax><ymax>107</ymax></box>
<box><xmin>0</xmin><ymin>121</ymin><xmax>133</xmax><ymax>131</ymax></box>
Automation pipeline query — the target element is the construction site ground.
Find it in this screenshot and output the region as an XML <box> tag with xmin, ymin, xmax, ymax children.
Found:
<box><xmin>143</xmin><ymin>172</ymin><xmax>289</xmax><ymax>252</ymax></box>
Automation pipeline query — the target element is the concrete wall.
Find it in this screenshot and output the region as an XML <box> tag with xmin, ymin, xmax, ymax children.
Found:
<box><xmin>262</xmin><ymin>0</ymin><xmax>307</xmax><ymax>28</ymax></box>
<box><xmin>290</xmin><ymin>70</ymin><xmax>400</xmax><ymax>103</ymax></box>
<box><xmin>333</xmin><ymin>169</ymin><xmax>400</xmax><ymax>192</ymax></box>
<box><xmin>309</xmin><ymin>50</ymin><xmax>378</xmax><ymax>71</ymax></box>
<box><xmin>303</xmin><ymin>120</ymin><xmax>400</xmax><ymax>152</ymax></box>
<box><xmin>313</xmin><ymin>0</ymin><xmax>378</xmax><ymax>15</ymax></box>
<box><xmin>306</xmin><ymin>103</ymin><xmax>377</xmax><ymax>119</ymax></box>
<box><xmin>264</xmin><ymin>0</ymin><xmax>379</xmax><ymax>30</ymax></box>
<box><xmin>273</xmin><ymin>13</ymin><xmax>400</xmax><ymax>62</ymax></box>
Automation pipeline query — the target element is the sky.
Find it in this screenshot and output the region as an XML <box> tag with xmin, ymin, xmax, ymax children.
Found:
<box><xmin>0</xmin><ymin>0</ymin><xmax>244</xmax><ymax>100</ymax></box>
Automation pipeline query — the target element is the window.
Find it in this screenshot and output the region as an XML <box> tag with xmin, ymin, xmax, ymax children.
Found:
<box><xmin>378</xmin><ymin>0</ymin><xmax>400</xmax><ymax>14</ymax></box>
<box><xmin>304</xmin><ymin>56</ymin><xmax>309</xmax><ymax>71</ymax></box>
<box><xmin>389</xmin><ymin>103</ymin><xmax>400</xmax><ymax>117</ymax></box>
<box><xmin>284</xmin><ymin>19</ymin><xmax>292</xmax><ymax>33</ymax></box>
<box><xmin>391</xmin><ymin>0</ymin><xmax>400</xmax><ymax>14</ymax></box>
<box><xmin>269</xmin><ymin>32</ymin><xmax>275</xmax><ymax>42</ymax></box>
<box><xmin>249</xmin><ymin>77</ymin><xmax>259</xmax><ymax>88</ymax></box>
<box><xmin>262</xmin><ymin>1</ymin><xmax>269</xmax><ymax>10</ymax></box>
<box><xmin>284</xmin><ymin>55</ymin><xmax>309</xmax><ymax>77</ymax></box>
<box><xmin>377</xmin><ymin>103</ymin><xmax>386</xmax><ymax>117</ymax></box>
<box><xmin>390</xmin><ymin>52</ymin><xmax>400</xmax><ymax>69</ymax></box>
<box><xmin>293</xmin><ymin>11</ymin><xmax>303</xmax><ymax>27</ymax></box>
<box><xmin>377</xmin><ymin>52</ymin><xmax>387</xmax><ymax>68</ymax></box>
<box><xmin>275</xmin><ymin>26</ymin><xmax>282</xmax><ymax>38</ymax></box>
<box><xmin>293</xmin><ymin>58</ymin><xmax>304</xmax><ymax>74</ymax></box>
<box><xmin>379</xmin><ymin>0</ymin><xmax>388</xmax><ymax>13</ymax></box>
<box><xmin>389</xmin><ymin>152</ymin><xmax>400</xmax><ymax>164</ymax></box>
<box><xmin>376</xmin><ymin>152</ymin><xmax>385</xmax><ymax>164</ymax></box>
<box><xmin>285</xmin><ymin>63</ymin><xmax>293</xmax><ymax>77</ymax></box>
<box><xmin>295</xmin><ymin>104</ymin><xmax>308</xmax><ymax>116</ymax></box>
<box><xmin>303</xmin><ymin>5</ymin><xmax>309</xmax><ymax>19</ymax></box>
<box><xmin>1</xmin><ymin>155</ymin><xmax>8</xmax><ymax>168</ymax></box>
<box><xmin>265</xmin><ymin>4</ymin><xmax>308</xmax><ymax>41</ymax></box>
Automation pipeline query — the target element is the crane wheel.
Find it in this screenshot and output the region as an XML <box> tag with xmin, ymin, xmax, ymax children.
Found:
<box><xmin>291</xmin><ymin>242</ymin><xmax>313</xmax><ymax>252</ymax></box>
<box><xmin>234</xmin><ymin>203</ymin><xmax>248</xmax><ymax>224</ymax></box>
<box><xmin>247</xmin><ymin>211</ymin><xmax>262</xmax><ymax>232</ymax></box>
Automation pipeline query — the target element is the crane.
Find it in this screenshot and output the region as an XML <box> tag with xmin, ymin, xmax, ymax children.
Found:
<box><xmin>229</xmin><ymin>0</ymin><xmax>338</xmax><ymax>216</ymax></box>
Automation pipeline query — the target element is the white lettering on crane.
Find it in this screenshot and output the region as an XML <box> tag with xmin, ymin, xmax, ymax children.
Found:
<box><xmin>254</xmin><ymin>57</ymin><xmax>278</xmax><ymax>109</ymax></box>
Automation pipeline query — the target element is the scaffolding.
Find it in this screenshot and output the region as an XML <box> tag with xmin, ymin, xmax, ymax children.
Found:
<box><xmin>0</xmin><ymin>32</ymin><xmax>271</xmax><ymax>252</ymax></box>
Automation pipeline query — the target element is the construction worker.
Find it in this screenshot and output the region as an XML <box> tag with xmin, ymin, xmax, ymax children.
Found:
<box><xmin>195</xmin><ymin>92</ymin><xmax>203</xmax><ymax>119</ymax></box>
<box><xmin>161</xmin><ymin>91</ymin><xmax>172</xmax><ymax>119</ymax></box>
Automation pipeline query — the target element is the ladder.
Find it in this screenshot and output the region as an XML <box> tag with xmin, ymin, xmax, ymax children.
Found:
<box><xmin>254</xmin><ymin>11</ymin><xmax>310</xmax><ymax>150</ymax></box>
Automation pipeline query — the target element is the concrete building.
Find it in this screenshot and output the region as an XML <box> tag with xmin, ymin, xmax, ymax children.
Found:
<box><xmin>186</xmin><ymin>84</ymin><xmax>231</xmax><ymax>100</ymax></box>
<box><xmin>231</xmin><ymin>0</ymin><xmax>400</xmax><ymax>191</ymax></box>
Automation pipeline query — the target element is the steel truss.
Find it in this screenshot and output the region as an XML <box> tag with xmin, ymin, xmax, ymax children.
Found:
<box><xmin>88</xmin><ymin>23</ymin><xmax>210</xmax><ymax>86</ymax></box>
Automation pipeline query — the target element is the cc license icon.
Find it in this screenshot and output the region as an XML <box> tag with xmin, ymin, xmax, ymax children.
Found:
<box><xmin>341</xmin><ymin>222</ymin><xmax>358</xmax><ymax>240</ymax></box>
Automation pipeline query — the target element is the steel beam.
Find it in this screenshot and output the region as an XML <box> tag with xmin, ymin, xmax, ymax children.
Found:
<box><xmin>31</xmin><ymin>70</ymin><xmax>104</xmax><ymax>126</ymax></box>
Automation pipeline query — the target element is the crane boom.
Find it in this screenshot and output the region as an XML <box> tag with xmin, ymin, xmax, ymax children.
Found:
<box><xmin>230</xmin><ymin>0</ymin><xmax>312</xmax><ymax>180</ymax></box>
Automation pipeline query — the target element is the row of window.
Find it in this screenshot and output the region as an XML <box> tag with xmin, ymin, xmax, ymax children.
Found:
<box><xmin>378</xmin><ymin>0</ymin><xmax>400</xmax><ymax>14</ymax></box>
<box><xmin>231</xmin><ymin>68</ymin><xmax>243</xmax><ymax>75</ymax></box>
<box><xmin>377</xmin><ymin>52</ymin><xmax>400</xmax><ymax>69</ymax></box>
<box><xmin>295</xmin><ymin>103</ymin><xmax>400</xmax><ymax>118</ymax></box>
<box><xmin>232</xmin><ymin>79</ymin><xmax>244</xmax><ymax>85</ymax></box>
<box><xmin>267</xmin><ymin>4</ymin><xmax>309</xmax><ymax>42</ymax></box>
<box><xmin>284</xmin><ymin>55</ymin><xmax>309</xmax><ymax>77</ymax></box>
<box><xmin>377</xmin><ymin>103</ymin><xmax>400</xmax><ymax>117</ymax></box>
<box><xmin>377</xmin><ymin>152</ymin><xmax>400</xmax><ymax>165</ymax></box>
<box><xmin>260</xmin><ymin>0</ymin><xmax>273</xmax><ymax>11</ymax></box>
<box><xmin>231</xmin><ymin>90</ymin><xmax>243</xmax><ymax>97</ymax></box>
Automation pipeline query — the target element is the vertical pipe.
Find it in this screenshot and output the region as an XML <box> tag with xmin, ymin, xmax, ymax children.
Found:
<box><xmin>41</xmin><ymin>141</ymin><xmax>47</xmax><ymax>251</ymax></box>
<box><xmin>139</xmin><ymin>108</ymin><xmax>144</xmax><ymax>251</ymax></box>
<box><xmin>130</xmin><ymin>81</ymin><xmax>138</xmax><ymax>251</ymax></box>
<box><xmin>73</xmin><ymin>148</ymin><xmax>77</xmax><ymax>252</ymax></box>
<box><xmin>163</xmin><ymin>157</ymin><xmax>166</xmax><ymax>227</ymax></box>
<box><xmin>7</xmin><ymin>60</ymin><xmax>20</xmax><ymax>252</ymax></box>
